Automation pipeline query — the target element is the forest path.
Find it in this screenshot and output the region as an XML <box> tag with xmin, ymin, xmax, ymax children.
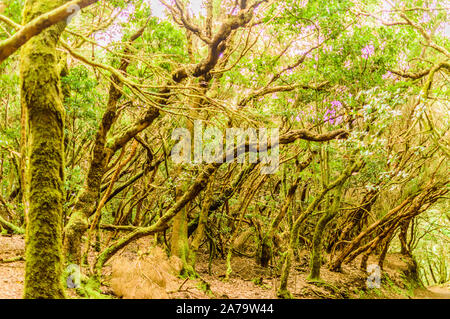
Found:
<box><xmin>1</xmin><ymin>234</ymin><xmax>449</xmax><ymax>299</ymax></box>
<box><xmin>0</xmin><ymin>234</ymin><xmax>25</xmax><ymax>299</ymax></box>
<box><xmin>413</xmin><ymin>285</ymin><xmax>450</xmax><ymax>299</ymax></box>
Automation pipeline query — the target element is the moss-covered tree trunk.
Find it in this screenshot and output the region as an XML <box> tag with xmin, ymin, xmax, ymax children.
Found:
<box><xmin>277</xmin><ymin>246</ymin><xmax>294</xmax><ymax>299</ymax></box>
<box><xmin>62</xmin><ymin>26</ymin><xmax>149</xmax><ymax>264</ymax></box>
<box><xmin>170</xmin><ymin>120</ymin><xmax>195</xmax><ymax>276</ymax></box>
<box><xmin>170</xmin><ymin>112</ymin><xmax>195</xmax><ymax>275</ymax></box>
<box><xmin>277</xmin><ymin>160</ymin><xmax>360</xmax><ymax>297</ymax></box>
<box><xmin>170</xmin><ymin>78</ymin><xmax>209</xmax><ymax>276</ymax></box>
<box><xmin>257</xmin><ymin>174</ymin><xmax>301</xmax><ymax>267</ymax></box>
<box><xmin>308</xmin><ymin>185</ymin><xmax>343</xmax><ymax>280</ymax></box>
<box><xmin>62</xmin><ymin>71</ymin><xmax>122</xmax><ymax>264</ymax></box>
<box><xmin>398</xmin><ymin>218</ymin><xmax>411</xmax><ymax>256</ymax></box>
<box><xmin>189</xmin><ymin>184</ymin><xmax>212</xmax><ymax>270</ymax></box>
<box><xmin>20</xmin><ymin>0</ymin><xmax>67</xmax><ymax>299</ymax></box>
<box><xmin>171</xmin><ymin>204</ymin><xmax>192</xmax><ymax>275</ymax></box>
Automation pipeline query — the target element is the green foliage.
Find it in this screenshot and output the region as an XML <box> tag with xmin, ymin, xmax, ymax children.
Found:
<box><xmin>0</xmin><ymin>0</ymin><xmax>448</xmax><ymax>299</ymax></box>
<box><xmin>62</xmin><ymin>65</ymin><xmax>102</xmax><ymax>130</ymax></box>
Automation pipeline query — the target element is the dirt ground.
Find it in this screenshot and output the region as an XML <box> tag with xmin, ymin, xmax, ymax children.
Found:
<box><xmin>0</xmin><ymin>234</ymin><xmax>24</xmax><ymax>298</ymax></box>
<box><xmin>1</xmin><ymin>234</ymin><xmax>449</xmax><ymax>299</ymax></box>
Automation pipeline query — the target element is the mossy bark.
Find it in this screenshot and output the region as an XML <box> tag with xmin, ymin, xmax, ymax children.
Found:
<box><xmin>170</xmin><ymin>204</ymin><xmax>194</xmax><ymax>276</ymax></box>
<box><xmin>257</xmin><ymin>155</ymin><xmax>312</xmax><ymax>267</ymax></box>
<box><xmin>0</xmin><ymin>214</ymin><xmax>25</xmax><ymax>234</ymax></box>
<box><xmin>188</xmin><ymin>163</ymin><xmax>257</xmax><ymax>236</ymax></box>
<box><xmin>308</xmin><ymin>185</ymin><xmax>343</xmax><ymax>280</ymax></box>
<box><xmin>189</xmin><ymin>185</ymin><xmax>212</xmax><ymax>270</ymax></box>
<box><xmin>62</xmin><ymin>27</ymin><xmax>149</xmax><ymax>264</ymax></box>
<box><xmin>278</xmin><ymin>160</ymin><xmax>360</xmax><ymax>296</ymax></box>
<box><xmin>62</xmin><ymin>93</ymin><xmax>116</xmax><ymax>264</ymax></box>
<box><xmin>20</xmin><ymin>0</ymin><xmax>67</xmax><ymax>299</ymax></box>
<box><xmin>170</xmin><ymin>122</ymin><xmax>193</xmax><ymax>276</ymax></box>
<box><xmin>277</xmin><ymin>248</ymin><xmax>293</xmax><ymax>299</ymax></box>
<box><xmin>398</xmin><ymin>218</ymin><xmax>411</xmax><ymax>256</ymax></box>
<box><xmin>257</xmin><ymin>174</ymin><xmax>302</xmax><ymax>267</ymax></box>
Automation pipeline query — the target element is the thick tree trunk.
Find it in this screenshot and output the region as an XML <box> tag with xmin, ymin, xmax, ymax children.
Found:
<box><xmin>277</xmin><ymin>247</ymin><xmax>293</xmax><ymax>299</ymax></box>
<box><xmin>170</xmin><ymin>75</ymin><xmax>209</xmax><ymax>275</ymax></box>
<box><xmin>308</xmin><ymin>184</ymin><xmax>343</xmax><ymax>280</ymax></box>
<box><xmin>399</xmin><ymin>218</ymin><xmax>411</xmax><ymax>256</ymax></box>
<box><xmin>170</xmin><ymin>205</ymin><xmax>192</xmax><ymax>274</ymax></box>
<box><xmin>20</xmin><ymin>0</ymin><xmax>67</xmax><ymax>299</ymax></box>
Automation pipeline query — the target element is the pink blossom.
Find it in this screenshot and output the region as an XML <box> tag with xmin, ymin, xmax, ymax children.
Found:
<box><xmin>382</xmin><ymin>71</ymin><xmax>393</xmax><ymax>80</ymax></box>
<box><xmin>331</xmin><ymin>100</ymin><xmax>342</xmax><ymax>108</ymax></box>
<box><xmin>344</xmin><ymin>60</ymin><xmax>352</xmax><ymax>70</ymax></box>
<box><xmin>323</xmin><ymin>108</ymin><xmax>336</xmax><ymax>125</ymax></box>
<box><xmin>298</xmin><ymin>0</ymin><xmax>308</xmax><ymax>8</ymax></box>
<box><xmin>420</xmin><ymin>12</ymin><xmax>431</xmax><ymax>24</ymax></box>
<box><xmin>361</xmin><ymin>44</ymin><xmax>375</xmax><ymax>59</ymax></box>
<box><xmin>323</xmin><ymin>44</ymin><xmax>333</xmax><ymax>53</ymax></box>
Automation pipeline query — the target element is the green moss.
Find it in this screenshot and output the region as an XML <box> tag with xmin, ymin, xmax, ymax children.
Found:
<box><xmin>171</xmin><ymin>206</ymin><xmax>194</xmax><ymax>276</ymax></box>
<box><xmin>0</xmin><ymin>215</ymin><xmax>24</xmax><ymax>234</ymax></box>
<box><xmin>277</xmin><ymin>289</ymin><xmax>294</xmax><ymax>299</ymax></box>
<box><xmin>196</xmin><ymin>278</ymin><xmax>214</xmax><ymax>297</ymax></box>
<box><xmin>63</xmin><ymin>210</ymin><xmax>88</xmax><ymax>264</ymax></box>
<box><xmin>278</xmin><ymin>248</ymin><xmax>293</xmax><ymax>298</ymax></box>
<box><xmin>20</xmin><ymin>0</ymin><xmax>68</xmax><ymax>299</ymax></box>
<box><xmin>71</xmin><ymin>276</ymin><xmax>113</xmax><ymax>299</ymax></box>
<box><xmin>252</xmin><ymin>277</ymin><xmax>272</xmax><ymax>290</ymax></box>
<box><xmin>225</xmin><ymin>249</ymin><xmax>233</xmax><ymax>281</ymax></box>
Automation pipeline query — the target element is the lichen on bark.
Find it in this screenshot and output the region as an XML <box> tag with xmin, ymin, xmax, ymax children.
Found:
<box><xmin>20</xmin><ymin>0</ymin><xmax>68</xmax><ymax>299</ymax></box>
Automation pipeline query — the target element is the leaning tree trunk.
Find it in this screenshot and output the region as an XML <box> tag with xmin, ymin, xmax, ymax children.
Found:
<box><xmin>170</xmin><ymin>201</ymin><xmax>192</xmax><ymax>275</ymax></box>
<box><xmin>20</xmin><ymin>0</ymin><xmax>68</xmax><ymax>299</ymax></box>
<box><xmin>257</xmin><ymin>154</ymin><xmax>313</xmax><ymax>267</ymax></box>
<box><xmin>62</xmin><ymin>68</ymin><xmax>123</xmax><ymax>264</ymax></box>
<box><xmin>258</xmin><ymin>177</ymin><xmax>299</xmax><ymax>267</ymax></box>
<box><xmin>308</xmin><ymin>184</ymin><xmax>343</xmax><ymax>280</ymax></box>
<box><xmin>62</xmin><ymin>25</ymin><xmax>150</xmax><ymax>264</ymax></box>
<box><xmin>170</xmin><ymin>77</ymin><xmax>209</xmax><ymax>276</ymax></box>
<box><xmin>277</xmin><ymin>160</ymin><xmax>360</xmax><ymax>298</ymax></box>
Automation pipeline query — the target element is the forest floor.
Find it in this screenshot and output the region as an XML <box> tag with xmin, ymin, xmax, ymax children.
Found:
<box><xmin>1</xmin><ymin>234</ymin><xmax>449</xmax><ymax>299</ymax></box>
